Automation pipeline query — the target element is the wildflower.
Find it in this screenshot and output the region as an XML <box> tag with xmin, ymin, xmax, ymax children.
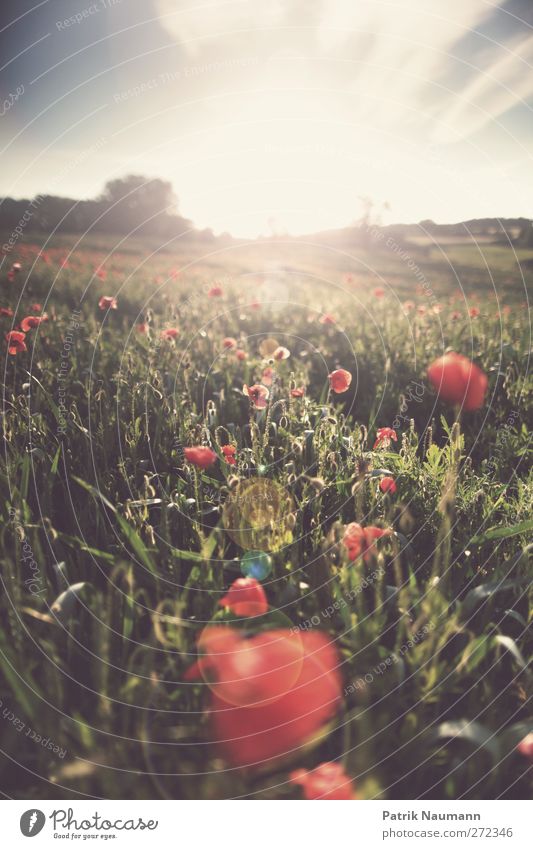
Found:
<box><xmin>243</xmin><ymin>383</ymin><xmax>269</xmax><ymax>410</ymax></box>
<box><xmin>373</xmin><ymin>427</ymin><xmax>397</xmax><ymax>449</ymax></box>
<box><xmin>186</xmin><ymin>627</ymin><xmax>341</xmax><ymax>767</ymax></box>
<box><xmin>343</xmin><ymin>522</ymin><xmax>390</xmax><ymax>563</ymax></box>
<box><xmin>219</xmin><ymin>577</ymin><xmax>268</xmax><ymax>617</ymax></box>
<box><xmin>0</xmin><ymin>307</ymin><xmax>14</xmax><ymax>318</ymax></box>
<box><xmin>319</xmin><ymin>313</ymin><xmax>336</xmax><ymax>325</ymax></box>
<box><xmin>30</xmin><ymin>303</ymin><xmax>42</xmax><ymax>312</ymax></box>
<box><xmin>328</xmin><ymin>368</ymin><xmax>352</xmax><ymax>394</ymax></box>
<box><xmin>250</xmin><ymin>299</ymin><xmax>261</xmax><ymax>310</ymax></box>
<box><xmin>208</xmin><ymin>285</ymin><xmax>223</xmax><ymax>297</ymax></box>
<box><xmin>290</xmin><ymin>762</ymin><xmax>356</xmax><ymax>800</ymax></box>
<box><xmin>262</xmin><ymin>368</ymin><xmax>279</xmax><ymax>391</ymax></box>
<box><xmin>184</xmin><ymin>446</ymin><xmax>217</xmax><ymax>469</ymax></box>
<box><xmin>221</xmin><ymin>444</ymin><xmax>237</xmax><ymax>466</ymax></box>
<box><xmin>427</xmin><ymin>352</ymin><xmax>487</xmax><ymax>411</ymax></box>
<box><xmin>6</xmin><ymin>330</ymin><xmax>26</xmax><ymax>355</ymax></box>
<box><xmin>98</xmin><ymin>296</ymin><xmax>117</xmax><ymax>311</ymax></box>
<box><xmin>451</xmin><ymin>310</ymin><xmax>461</xmax><ymax>321</ymax></box>
<box><xmin>469</xmin><ymin>307</ymin><xmax>480</xmax><ymax>318</ymax></box>
<box><xmin>20</xmin><ymin>316</ymin><xmax>45</xmax><ymax>332</ymax></box>
<box><xmin>161</xmin><ymin>328</ymin><xmax>179</xmax><ymax>340</ymax></box>
<box><xmin>136</xmin><ymin>323</ymin><xmax>149</xmax><ymax>334</ymax></box>
<box><xmin>403</xmin><ymin>301</ymin><xmax>415</xmax><ymax>312</ymax></box>
<box><xmin>517</xmin><ymin>733</ymin><xmax>533</xmax><ymax>760</ymax></box>
<box><xmin>235</xmin><ymin>348</ymin><xmax>247</xmax><ymax>361</ymax></box>
<box><xmin>223</xmin><ymin>337</ymin><xmax>237</xmax><ymax>349</ymax></box>
<box><xmin>273</xmin><ymin>346</ymin><xmax>290</xmax><ymax>361</ymax></box>
<box><xmin>379</xmin><ymin>476</ymin><xmax>397</xmax><ymax>495</ymax></box>
<box><xmin>291</xmin><ymin>387</ymin><xmax>305</xmax><ymax>398</ymax></box>
<box><xmin>95</xmin><ymin>267</ymin><xmax>107</xmax><ymax>280</ymax></box>
<box><xmin>374</xmin><ymin>287</ymin><xmax>385</xmax><ymax>298</ymax></box>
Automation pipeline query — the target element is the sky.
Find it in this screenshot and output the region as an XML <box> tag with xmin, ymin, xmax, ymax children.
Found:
<box><xmin>1</xmin><ymin>0</ymin><xmax>533</xmax><ymax>236</ymax></box>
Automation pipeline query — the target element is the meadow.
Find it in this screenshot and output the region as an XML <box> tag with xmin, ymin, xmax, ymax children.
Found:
<box><xmin>0</xmin><ymin>231</ymin><xmax>531</xmax><ymax>800</ymax></box>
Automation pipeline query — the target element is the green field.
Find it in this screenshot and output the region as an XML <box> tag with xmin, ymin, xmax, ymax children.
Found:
<box><xmin>0</xmin><ymin>233</ymin><xmax>531</xmax><ymax>799</ymax></box>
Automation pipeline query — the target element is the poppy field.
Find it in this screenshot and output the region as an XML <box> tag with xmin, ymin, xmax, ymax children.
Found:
<box><xmin>0</xmin><ymin>235</ymin><xmax>532</xmax><ymax>800</ymax></box>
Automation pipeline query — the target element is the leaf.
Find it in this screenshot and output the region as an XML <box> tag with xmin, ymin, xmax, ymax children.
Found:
<box><xmin>426</xmin><ymin>719</ymin><xmax>500</xmax><ymax>765</ymax></box>
<box><xmin>470</xmin><ymin>518</ymin><xmax>533</xmax><ymax>545</ymax></box>
<box><xmin>51</xmin><ymin>444</ymin><xmax>61</xmax><ymax>475</ymax></box>
<box><xmin>493</xmin><ymin>635</ymin><xmax>531</xmax><ymax>678</ymax></box>
<box><xmin>459</xmin><ymin>576</ymin><xmax>530</xmax><ymax>620</ymax></box>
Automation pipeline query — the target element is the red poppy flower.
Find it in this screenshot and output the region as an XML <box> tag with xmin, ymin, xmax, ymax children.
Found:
<box><xmin>20</xmin><ymin>316</ymin><xmax>44</xmax><ymax>332</ymax></box>
<box><xmin>417</xmin><ymin>306</ymin><xmax>426</xmax><ymax>315</ymax></box>
<box><xmin>290</xmin><ymin>762</ymin><xmax>356</xmax><ymax>800</ymax></box>
<box><xmin>291</xmin><ymin>387</ymin><xmax>305</xmax><ymax>398</ymax></box>
<box><xmin>208</xmin><ymin>285</ymin><xmax>223</xmax><ymax>297</ymax></box>
<box><xmin>343</xmin><ymin>523</ymin><xmax>390</xmax><ymax>563</ymax></box>
<box><xmin>261</xmin><ymin>367</ymin><xmax>275</xmax><ymax>386</ymax></box>
<box><xmin>30</xmin><ymin>303</ymin><xmax>42</xmax><ymax>312</ymax></box>
<box><xmin>223</xmin><ymin>337</ymin><xmax>237</xmax><ymax>349</ymax></box>
<box><xmin>184</xmin><ymin>446</ymin><xmax>217</xmax><ymax>469</ymax></box>
<box><xmin>403</xmin><ymin>301</ymin><xmax>415</xmax><ymax>312</ymax></box>
<box><xmin>219</xmin><ymin>577</ymin><xmax>268</xmax><ymax>617</ymax></box>
<box><xmin>6</xmin><ymin>330</ymin><xmax>26</xmax><ymax>355</ymax></box>
<box><xmin>319</xmin><ymin>313</ymin><xmax>336</xmax><ymax>325</ymax></box>
<box><xmin>95</xmin><ymin>267</ymin><xmax>107</xmax><ymax>280</ymax></box>
<box><xmin>98</xmin><ymin>296</ymin><xmax>117</xmax><ymax>311</ymax></box>
<box><xmin>221</xmin><ymin>444</ymin><xmax>237</xmax><ymax>466</ymax></box>
<box><xmin>186</xmin><ymin>627</ymin><xmax>341</xmax><ymax>767</ymax></box>
<box><xmin>235</xmin><ymin>348</ymin><xmax>247</xmax><ymax>361</ymax></box>
<box><xmin>136</xmin><ymin>323</ymin><xmax>148</xmax><ymax>334</ymax></box>
<box><xmin>379</xmin><ymin>476</ymin><xmax>397</xmax><ymax>495</ymax></box>
<box><xmin>469</xmin><ymin>307</ymin><xmax>480</xmax><ymax>318</ymax></box>
<box><xmin>243</xmin><ymin>383</ymin><xmax>269</xmax><ymax>409</ymax></box>
<box><xmin>250</xmin><ymin>299</ymin><xmax>261</xmax><ymax>310</ymax></box>
<box><xmin>427</xmin><ymin>352</ymin><xmax>487</xmax><ymax>411</ymax></box>
<box><xmin>517</xmin><ymin>733</ymin><xmax>533</xmax><ymax>760</ymax></box>
<box><xmin>328</xmin><ymin>368</ymin><xmax>352</xmax><ymax>394</ymax></box>
<box><xmin>273</xmin><ymin>346</ymin><xmax>290</xmax><ymax>361</ymax></box>
<box><xmin>0</xmin><ymin>307</ymin><xmax>14</xmax><ymax>318</ymax></box>
<box><xmin>374</xmin><ymin>287</ymin><xmax>385</xmax><ymax>298</ymax></box>
<box><xmin>7</xmin><ymin>271</ymin><xmax>15</xmax><ymax>282</ymax></box>
<box><xmin>161</xmin><ymin>328</ymin><xmax>179</xmax><ymax>339</ymax></box>
<box><xmin>373</xmin><ymin>427</ymin><xmax>397</xmax><ymax>449</ymax></box>
<box><xmin>451</xmin><ymin>310</ymin><xmax>461</xmax><ymax>321</ymax></box>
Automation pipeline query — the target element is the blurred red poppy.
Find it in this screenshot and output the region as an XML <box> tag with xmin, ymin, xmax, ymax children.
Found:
<box><xmin>161</xmin><ymin>328</ymin><xmax>179</xmax><ymax>339</ymax></box>
<box><xmin>373</xmin><ymin>427</ymin><xmax>397</xmax><ymax>449</ymax></box>
<box><xmin>290</xmin><ymin>762</ymin><xmax>356</xmax><ymax>800</ymax></box>
<box><xmin>343</xmin><ymin>523</ymin><xmax>390</xmax><ymax>563</ymax></box>
<box><xmin>261</xmin><ymin>367</ymin><xmax>275</xmax><ymax>386</ymax></box>
<box><xmin>6</xmin><ymin>330</ymin><xmax>26</xmax><ymax>355</ymax></box>
<box><xmin>379</xmin><ymin>476</ymin><xmax>397</xmax><ymax>494</ymax></box>
<box><xmin>219</xmin><ymin>577</ymin><xmax>268</xmax><ymax>617</ymax></box>
<box><xmin>0</xmin><ymin>307</ymin><xmax>14</xmax><ymax>318</ymax></box>
<box><xmin>30</xmin><ymin>303</ymin><xmax>42</xmax><ymax>312</ymax></box>
<box><xmin>517</xmin><ymin>733</ymin><xmax>533</xmax><ymax>760</ymax></box>
<box><xmin>221</xmin><ymin>444</ymin><xmax>237</xmax><ymax>466</ymax></box>
<box><xmin>328</xmin><ymin>368</ymin><xmax>352</xmax><ymax>394</ymax></box>
<box><xmin>98</xmin><ymin>296</ymin><xmax>117</xmax><ymax>310</ymax></box>
<box><xmin>374</xmin><ymin>287</ymin><xmax>385</xmax><ymax>298</ymax></box>
<box><xmin>273</xmin><ymin>346</ymin><xmax>290</xmax><ymax>361</ymax></box>
<box><xmin>223</xmin><ymin>337</ymin><xmax>237</xmax><ymax>349</ymax></box>
<box><xmin>186</xmin><ymin>627</ymin><xmax>341</xmax><ymax>768</ymax></box>
<box><xmin>427</xmin><ymin>352</ymin><xmax>487</xmax><ymax>411</ymax></box>
<box><xmin>184</xmin><ymin>446</ymin><xmax>217</xmax><ymax>469</ymax></box>
<box><xmin>208</xmin><ymin>285</ymin><xmax>223</xmax><ymax>297</ymax></box>
<box><xmin>319</xmin><ymin>313</ymin><xmax>336</xmax><ymax>325</ymax></box>
<box><xmin>20</xmin><ymin>316</ymin><xmax>45</xmax><ymax>332</ymax></box>
<box><xmin>136</xmin><ymin>323</ymin><xmax>148</xmax><ymax>334</ymax></box>
<box><xmin>291</xmin><ymin>387</ymin><xmax>305</xmax><ymax>398</ymax></box>
<box><xmin>235</xmin><ymin>348</ymin><xmax>247</xmax><ymax>361</ymax></box>
<box><xmin>243</xmin><ymin>383</ymin><xmax>269</xmax><ymax>409</ymax></box>
<box><xmin>469</xmin><ymin>307</ymin><xmax>480</xmax><ymax>318</ymax></box>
